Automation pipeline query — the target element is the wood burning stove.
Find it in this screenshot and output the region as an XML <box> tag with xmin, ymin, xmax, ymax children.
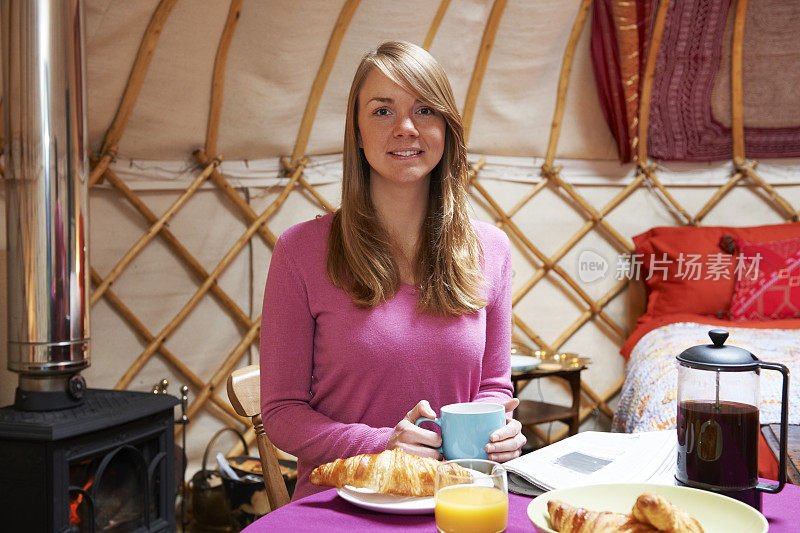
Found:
<box><xmin>0</xmin><ymin>389</ymin><xmax>178</xmax><ymax>532</ymax></box>
<box><xmin>0</xmin><ymin>3</ymin><xmax>180</xmax><ymax>530</ymax></box>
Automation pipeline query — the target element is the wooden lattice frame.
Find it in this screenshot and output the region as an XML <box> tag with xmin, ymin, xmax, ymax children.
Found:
<box><xmin>78</xmin><ymin>0</ymin><xmax>800</xmax><ymax>457</ymax></box>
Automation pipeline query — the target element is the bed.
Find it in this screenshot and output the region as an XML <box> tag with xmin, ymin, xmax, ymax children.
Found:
<box><xmin>613</xmin><ymin>313</ymin><xmax>800</xmax><ymax>433</ymax></box>
<box><xmin>612</xmin><ymin>223</ymin><xmax>800</xmax><ymax>441</ymax></box>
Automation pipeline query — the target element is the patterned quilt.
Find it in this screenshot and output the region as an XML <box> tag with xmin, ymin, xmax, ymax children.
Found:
<box><xmin>613</xmin><ymin>322</ymin><xmax>800</xmax><ymax>432</ymax></box>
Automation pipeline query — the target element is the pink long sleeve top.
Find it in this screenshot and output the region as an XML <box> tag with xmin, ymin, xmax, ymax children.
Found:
<box><xmin>259</xmin><ymin>213</ymin><xmax>513</xmax><ymax>500</ymax></box>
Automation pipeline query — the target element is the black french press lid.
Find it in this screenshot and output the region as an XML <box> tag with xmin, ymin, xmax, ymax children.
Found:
<box><xmin>676</xmin><ymin>329</ymin><xmax>760</xmax><ymax>371</ymax></box>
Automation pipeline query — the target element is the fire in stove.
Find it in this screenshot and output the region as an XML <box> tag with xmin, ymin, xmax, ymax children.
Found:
<box><xmin>70</xmin><ymin>456</ymin><xmax>149</xmax><ymax>532</ymax></box>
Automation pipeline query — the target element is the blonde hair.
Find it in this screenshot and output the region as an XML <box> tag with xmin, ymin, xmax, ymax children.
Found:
<box><xmin>326</xmin><ymin>41</ymin><xmax>485</xmax><ymax>316</ymax></box>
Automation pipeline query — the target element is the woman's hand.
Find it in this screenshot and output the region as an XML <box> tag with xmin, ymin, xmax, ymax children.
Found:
<box><xmin>485</xmin><ymin>398</ymin><xmax>526</xmax><ymax>462</ymax></box>
<box><xmin>386</xmin><ymin>400</ymin><xmax>443</xmax><ymax>459</ymax></box>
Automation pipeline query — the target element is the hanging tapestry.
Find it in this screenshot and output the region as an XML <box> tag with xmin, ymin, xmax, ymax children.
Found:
<box><xmin>591</xmin><ymin>0</ymin><xmax>800</xmax><ymax>163</ymax></box>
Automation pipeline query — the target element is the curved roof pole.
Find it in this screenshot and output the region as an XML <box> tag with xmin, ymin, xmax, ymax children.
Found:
<box><xmin>465</xmin><ymin>1</ymin><xmax>625</xmax><ymax>367</ymax></box>
<box><xmin>462</xmin><ymin>0</ymin><xmax>507</xmax><ymax>145</ymax></box>
<box><xmin>192</xmin><ymin>0</ymin><xmax>356</xmax><ymax>292</ymax></box>
<box><xmin>91</xmin><ymin>0</ymin><xmax>179</xmax><ymax>186</ymax></box>
<box><xmin>536</xmin><ymin>0</ymin><xmax>634</xmax><ymax>255</ymax></box>
<box><xmin>291</xmin><ymin>0</ymin><xmax>360</xmax><ymax>165</ymax></box>
<box><xmin>265</xmin><ymin>0</ymin><xmax>361</xmax><ymax>214</ymax></box>
<box><xmin>636</xmin><ymin>0</ymin><xmax>669</xmax><ymax>166</ymax></box>
<box><xmin>634</xmin><ymin>0</ymin><xmax>694</xmax><ymax>225</ymax></box>
<box><xmin>731</xmin><ymin>0</ymin><xmax>747</xmax><ymax>169</ymax></box>
<box><xmin>724</xmin><ymin>0</ymin><xmax>797</xmax><ymax>221</ymax></box>
<box><xmin>423</xmin><ymin>0</ymin><xmax>451</xmax><ymax>51</ymax></box>
<box><xmin>694</xmin><ymin>0</ymin><xmax>749</xmax><ymax>224</ymax></box>
<box><xmin>194</xmin><ymin>0</ymin><xmax>283</xmax><ymax>244</ymax></box>
<box><xmin>205</xmin><ymin>0</ymin><xmax>242</xmax><ymax>159</ymax></box>
<box><xmin>0</xmin><ymin>100</ymin><xmax>4</xmax><ymax>167</ymax></box>
<box><xmin>541</xmin><ymin>0</ymin><xmax>592</xmax><ymax>173</ymax></box>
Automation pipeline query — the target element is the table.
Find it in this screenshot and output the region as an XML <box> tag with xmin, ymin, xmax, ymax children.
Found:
<box><xmin>243</xmin><ymin>481</ymin><xmax>800</xmax><ymax>532</ymax></box>
<box><xmin>761</xmin><ymin>423</ymin><xmax>800</xmax><ymax>485</ymax></box>
<box><xmin>511</xmin><ymin>363</ymin><xmax>587</xmax><ymax>439</ymax></box>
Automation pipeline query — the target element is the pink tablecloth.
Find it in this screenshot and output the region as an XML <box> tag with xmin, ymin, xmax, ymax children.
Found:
<box><xmin>244</xmin><ymin>482</ymin><xmax>800</xmax><ymax>532</ymax></box>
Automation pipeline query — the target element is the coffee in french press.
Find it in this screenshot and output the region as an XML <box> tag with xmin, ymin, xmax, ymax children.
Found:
<box><xmin>676</xmin><ymin>330</ymin><xmax>789</xmax><ymax>510</ymax></box>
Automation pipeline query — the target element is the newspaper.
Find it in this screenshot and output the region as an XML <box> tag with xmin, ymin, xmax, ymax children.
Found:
<box><xmin>504</xmin><ymin>430</ymin><xmax>677</xmax><ymax>496</ymax></box>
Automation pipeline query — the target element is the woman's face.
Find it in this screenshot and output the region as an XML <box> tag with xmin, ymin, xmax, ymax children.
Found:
<box><xmin>357</xmin><ymin>69</ymin><xmax>446</xmax><ymax>189</ymax></box>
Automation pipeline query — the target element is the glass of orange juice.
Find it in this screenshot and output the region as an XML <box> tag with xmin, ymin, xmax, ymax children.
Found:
<box><xmin>435</xmin><ymin>459</ymin><xmax>508</xmax><ymax>533</ymax></box>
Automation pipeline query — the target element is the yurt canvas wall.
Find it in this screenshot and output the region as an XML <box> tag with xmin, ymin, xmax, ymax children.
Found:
<box><xmin>2</xmin><ymin>0</ymin><xmax>800</xmax><ymax>477</ymax></box>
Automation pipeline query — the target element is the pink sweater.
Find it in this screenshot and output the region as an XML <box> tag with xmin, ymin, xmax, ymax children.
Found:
<box><xmin>259</xmin><ymin>213</ymin><xmax>513</xmax><ymax>500</ymax></box>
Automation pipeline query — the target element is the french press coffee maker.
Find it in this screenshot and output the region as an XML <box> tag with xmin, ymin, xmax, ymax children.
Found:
<box><xmin>676</xmin><ymin>329</ymin><xmax>789</xmax><ymax>510</ymax></box>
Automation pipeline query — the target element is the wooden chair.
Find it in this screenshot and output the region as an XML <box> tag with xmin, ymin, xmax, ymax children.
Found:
<box><xmin>226</xmin><ymin>364</ymin><xmax>291</xmax><ymax>511</ymax></box>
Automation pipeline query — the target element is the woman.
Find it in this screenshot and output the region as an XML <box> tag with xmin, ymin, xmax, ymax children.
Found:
<box><xmin>260</xmin><ymin>41</ymin><xmax>525</xmax><ymax>501</ymax></box>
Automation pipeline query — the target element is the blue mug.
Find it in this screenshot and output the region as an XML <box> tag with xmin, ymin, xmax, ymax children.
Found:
<box><xmin>414</xmin><ymin>402</ymin><xmax>506</xmax><ymax>460</ymax></box>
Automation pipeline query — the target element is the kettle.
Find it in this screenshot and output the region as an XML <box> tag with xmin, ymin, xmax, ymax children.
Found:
<box><xmin>675</xmin><ymin>329</ymin><xmax>789</xmax><ymax>510</ymax></box>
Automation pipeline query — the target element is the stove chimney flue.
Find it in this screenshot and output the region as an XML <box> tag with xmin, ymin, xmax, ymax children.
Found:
<box><xmin>2</xmin><ymin>0</ymin><xmax>90</xmax><ymax>410</ymax></box>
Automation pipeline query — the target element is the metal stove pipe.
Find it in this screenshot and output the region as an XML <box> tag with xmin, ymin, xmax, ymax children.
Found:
<box><xmin>2</xmin><ymin>0</ymin><xmax>90</xmax><ymax>410</ymax></box>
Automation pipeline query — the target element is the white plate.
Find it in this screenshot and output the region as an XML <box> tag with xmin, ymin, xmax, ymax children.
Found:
<box><xmin>335</xmin><ymin>468</ymin><xmax>497</xmax><ymax>515</ymax></box>
<box><xmin>526</xmin><ymin>483</ymin><xmax>767</xmax><ymax>533</ymax></box>
<box><xmin>336</xmin><ymin>485</ymin><xmax>434</xmax><ymax>515</ymax></box>
<box><xmin>511</xmin><ymin>354</ymin><xmax>539</xmax><ymax>373</ymax></box>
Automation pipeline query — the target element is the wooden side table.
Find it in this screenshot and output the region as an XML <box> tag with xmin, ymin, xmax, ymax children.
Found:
<box><xmin>511</xmin><ymin>363</ymin><xmax>587</xmax><ymax>441</ymax></box>
<box><xmin>761</xmin><ymin>424</ymin><xmax>800</xmax><ymax>485</ymax></box>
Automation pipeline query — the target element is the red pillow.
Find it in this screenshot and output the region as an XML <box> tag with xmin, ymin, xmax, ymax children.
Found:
<box><xmin>729</xmin><ymin>237</ymin><xmax>800</xmax><ymax>320</ymax></box>
<box><xmin>634</xmin><ymin>223</ymin><xmax>800</xmax><ymax>320</ymax></box>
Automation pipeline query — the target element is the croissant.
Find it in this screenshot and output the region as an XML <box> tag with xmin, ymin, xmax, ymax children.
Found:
<box><xmin>631</xmin><ymin>492</ymin><xmax>704</xmax><ymax>533</ymax></box>
<box><xmin>309</xmin><ymin>448</ymin><xmax>472</xmax><ymax>497</ymax></box>
<box><xmin>547</xmin><ymin>500</ymin><xmax>658</xmax><ymax>533</ymax></box>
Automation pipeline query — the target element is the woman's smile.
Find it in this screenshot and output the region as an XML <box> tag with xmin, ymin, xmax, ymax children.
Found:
<box><xmin>388</xmin><ymin>149</ymin><xmax>424</xmax><ymax>159</ymax></box>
